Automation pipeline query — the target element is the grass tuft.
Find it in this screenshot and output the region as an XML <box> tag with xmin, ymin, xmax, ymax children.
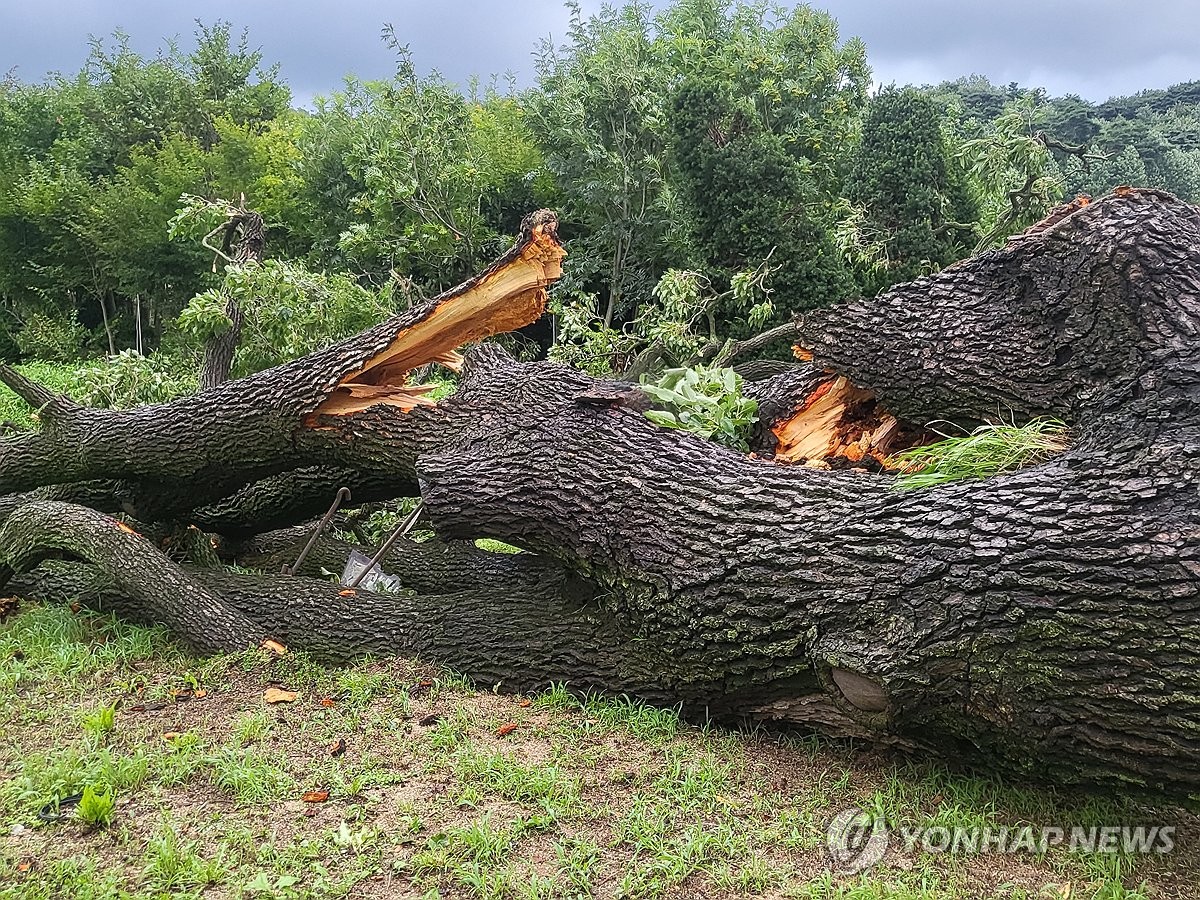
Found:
<box><xmin>77</xmin><ymin>783</ymin><xmax>115</xmax><ymax>828</ymax></box>
<box><xmin>890</xmin><ymin>418</ymin><xmax>1069</xmax><ymax>490</ymax></box>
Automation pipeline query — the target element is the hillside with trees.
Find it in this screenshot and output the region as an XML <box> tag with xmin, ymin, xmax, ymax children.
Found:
<box><xmin>2</xmin><ymin>1</ymin><xmax>1198</xmax><ymax>384</ymax></box>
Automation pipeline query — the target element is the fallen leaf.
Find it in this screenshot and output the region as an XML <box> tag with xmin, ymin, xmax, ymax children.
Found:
<box><xmin>68</xmin><ymin>602</ymin><xmax>81</xmax><ymax>613</ymax></box>
<box><xmin>17</xmin><ymin>859</ymin><xmax>32</xmax><ymax>873</ymax></box>
<box><xmin>169</xmin><ymin>687</ymin><xmax>207</xmax><ymax>702</ymax></box>
<box><xmin>264</xmin><ymin>687</ymin><xmax>298</xmax><ymax>704</ymax></box>
<box><xmin>115</xmin><ymin>521</ymin><xmax>142</xmax><ymax>537</ymax></box>
<box><xmin>126</xmin><ymin>700</ymin><xmax>168</xmax><ymax>713</ymax></box>
<box><xmin>338</xmin><ymin>589</ymin><xmax>357</xmax><ymax>597</ymax></box>
<box><xmin>162</xmin><ymin>731</ymin><xmax>181</xmax><ymax>741</ymax></box>
<box><xmin>518</xmin><ymin>698</ymin><xmax>532</xmax><ymax>708</ymax></box>
<box><xmin>301</xmin><ymin>789</ymin><xmax>330</xmax><ymax>803</ymax></box>
<box><xmin>329</xmin><ymin>738</ymin><xmax>347</xmax><ymax>757</ymax></box>
<box><xmin>260</xmin><ymin>638</ymin><xmax>288</xmax><ymax>656</ymax></box>
<box><xmin>319</xmin><ymin>697</ymin><xmax>336</xmax><ymax>708</ymax></box>
<box><xmin>496</xmin><ymin>723</ymin><xmax>519</xmax><ymax>737</ymax></box>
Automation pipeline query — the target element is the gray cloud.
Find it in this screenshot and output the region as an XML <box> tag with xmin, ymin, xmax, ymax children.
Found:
<box><xmin>820</xmin><ymin>0</ymin><xmax>1200</xmax><ymax>100</ymax></box>
<box><xmin>2</xmin><ymin>1</ymin><xmax>1197</xmax><ymax>104</ymax></box>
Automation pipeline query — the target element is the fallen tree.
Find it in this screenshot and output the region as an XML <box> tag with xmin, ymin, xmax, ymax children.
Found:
<box><xmin>1</xmin><ymin>192</ymin><xmax>1198</xmax><ymax>796</ymax></box>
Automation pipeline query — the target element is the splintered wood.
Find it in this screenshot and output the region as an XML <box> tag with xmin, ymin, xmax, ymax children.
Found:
<box><xmin>770</xmin><ymin>375</ymin><xmax>919</xmax><ymax>469</ymax></box>
<box><xmin>310</xmin><ymin>218</ymin><xmax>565</xmax><ymax>421</ymax></box>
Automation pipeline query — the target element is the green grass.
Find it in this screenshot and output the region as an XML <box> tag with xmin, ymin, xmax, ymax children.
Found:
<box><xmin>0</xmin><ymin>602</ymin><xmax>1193</xmax><ymax>900</ymax></box>
<box><xmin>0</xmin><ymin>361</ymin><xmax>90</xmax><ymax>428</ymax></box>
<box><xmin>142</xmin><ymin>822</ymin><xmax>227</xmax><ymax>892</ymax></box>
<box><xmin>890</xmin><ymin>418</ymin><xmax>1069</xmax><ymax>489</ymax></box>
<box><xmin>474</xmin><ymin>538</ymin><xmax>524</xmax><ymax>554</ymax></box>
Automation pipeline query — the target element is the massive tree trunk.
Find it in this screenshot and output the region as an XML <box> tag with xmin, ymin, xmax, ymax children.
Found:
<box><xmin>1</xmin><ymin>193</ymin><xmax>1197</xmax><ymax>797</ymax></box>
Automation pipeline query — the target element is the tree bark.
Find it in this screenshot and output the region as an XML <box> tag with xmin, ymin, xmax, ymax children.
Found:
<box><xmin>1</xmin><ymin>191</ymin><xmax>1197</xmax><ymax>796</ymax></box>
<box><xmin>199</xmin><ymin>206</ymin><xmax>266</xmax><ymax>391</ymax></box>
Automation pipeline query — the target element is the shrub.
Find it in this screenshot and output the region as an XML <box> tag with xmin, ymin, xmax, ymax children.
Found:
<box><xmin>640</xmin><ymin>366</ymin><xmax>758</xmax><ymax>451</ymax></box>
<box><xmin>0</xmin><ymin>318</ymin><xmax>20</xmax><ymax>362</ymax></box>
<box><xmin>78</xmin><ymin>351</ymin><xmax>197</xmax><ymax>408</ymax></box>
<box><xmin>178</xmin><ymin>260</ymin><xmax>398</xmax><ymax>377</ymax></box>
<box><xmin>14</xmin><ymin>313</ymin><xmax>89</xmax><ymax>362</ymax></box>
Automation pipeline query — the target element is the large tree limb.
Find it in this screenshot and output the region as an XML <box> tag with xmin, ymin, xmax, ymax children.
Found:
<box><xmin>3</xmin><ymin>191</ymin><xmax>1199</xmax><ymax>796</ymax></box>
<box><xmin>0</xmin><ymin>210</ymin><xmax>564</xmax><ymax>509</ymax></box>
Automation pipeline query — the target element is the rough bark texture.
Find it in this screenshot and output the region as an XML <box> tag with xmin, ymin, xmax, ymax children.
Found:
<box><xmin>200</xmin><ymin>207</ymin><xmax>267</xmax><ymax>391</ymax></box>
<box><xmin>1</xmin><ymin>191</ymin><xmax>1197</xmax><ymax>797</ymax></box>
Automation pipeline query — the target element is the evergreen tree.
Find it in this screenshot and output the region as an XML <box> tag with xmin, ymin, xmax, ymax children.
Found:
<box><xmin>669</xmin><ymin>78</ymin><xmax>853</xmax><ymax>336</ymax></box>
<box><xmin>845</xmin><ymin>87</ymin><xmax>979</xmax><ymax>292</ymax></box>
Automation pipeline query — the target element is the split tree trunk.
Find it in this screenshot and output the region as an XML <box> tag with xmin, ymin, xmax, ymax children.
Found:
<box><xmin>1</xmin><ymin>193</ymin><xmax>1197</xmax><ymax>796</ymax></box>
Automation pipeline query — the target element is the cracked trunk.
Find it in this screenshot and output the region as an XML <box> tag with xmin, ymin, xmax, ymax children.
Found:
<box><xmin>1</xmin><ymin>193</ymin><xmax>1197</xmax><ymax>797</ymax></box>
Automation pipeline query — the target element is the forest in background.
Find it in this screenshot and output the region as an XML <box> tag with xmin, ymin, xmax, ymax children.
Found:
<box><xmin>2</xmin><ymin>0</ymin><xmax>1199</xmax><ymax>401</ymax></box>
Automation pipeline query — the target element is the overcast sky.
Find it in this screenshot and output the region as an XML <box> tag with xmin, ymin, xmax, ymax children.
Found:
<box><xmin>2</xmin><ymin>1</ymin><xmax>1196</xmax><ymax>106</ymax></box>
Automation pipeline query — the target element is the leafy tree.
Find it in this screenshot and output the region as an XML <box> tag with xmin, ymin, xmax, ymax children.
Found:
<box><xmin>934</xmin><ymin>75</ymin><xmax>1016</xmax><ymax>123</ymax></box>
<box><xmin>538</xmin><ymin>0</ymin><xmax>868</xmax><ymax>369</ymax></box>
<box><xmin>954</xmin><ymin>96</ymin><xmax>1061</xmax><ymax>251</ymax></box>
<box><xmin>669</xmin><ymin>77</ymin><xmax>853</xmax><ymax>333</ymax></box>
<box><xmin>530</xmin><ymin>0</ymin><xmax>673</xmax><ymax>328</ymax></box>
<box><xmin>0</xmin><ymin>22</ymin><xmax>292</xmax><ymax>357</ymax></box>
<box><xmin>294</xmin><ymin>41</ymin><xmax>553</xmax><ymax>293</ymax></box>
<box><xmin>845</xmin><ymin>86</ymin><xmax>978</xmax><ymax>291</ymax></box>
<box><xmin>178</xmin><ymin>259</ymin><xmax>397</xmax><ymax>378</ymax></box>
<box><xmin>1039</xmin><ymin>94</ymin><xmax>1101</xmax><ymax>147</ymax></box>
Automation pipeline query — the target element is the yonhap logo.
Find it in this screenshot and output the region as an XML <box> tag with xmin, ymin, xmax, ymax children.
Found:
<box><xmin>826</xmin><ymin>807</ymin><xmax>889</xmax><ymax>873</ymax></box>
<box><xmin>824</xmin><ymin>807</ymin><xmax>1175</xmax><ymax>873</ymax></box>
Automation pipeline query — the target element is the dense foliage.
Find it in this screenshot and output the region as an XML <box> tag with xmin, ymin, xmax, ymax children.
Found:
<box><xmin>640</xmin><ymin>365</ymin><xmax>759</xmax><ymax>451</ymax></box>
<box><xmin>845</xmin><ymin>86</ymin><xmax>978</xmax><ymax>290</ymax></box>
<box><xmin>1</xmin><ymin>4</ymin><xmax>1196</xmax><ymax>384</ymax></box>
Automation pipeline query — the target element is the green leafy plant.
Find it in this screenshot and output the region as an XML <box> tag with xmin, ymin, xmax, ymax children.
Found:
<box><xmin>550</xmin><ymin>262</ymin><xmax>775</xmax><ymax>377</ymax></box>
<box><xmin>245</xmin><ymin>872</ymin><xmax>300</xmax><ymax>896</ymax></box>
<box><xmin>78</xmin><ymin>350</ymin><xmax>197</xmax><ymax>408</ymax></box>
<box><xmin>81</xmin><ymin>704</ymin><xmax>116</xmax><ymax>738</ymax></box>
<box><xmin>77</xmin><ymin>783</ymin><xmax>116</xmax><ymax>827</ymax></box>
<box><xmin>890</xmin><ymin>418</ymin><xmax>1069</xmax><ymax>490</ymax></box>
<box><xmin>639</xmin><ymin>366</ymin><xmax>757</xmax><ymax>451</ymax></box>
<box><xmin>143</xmin><ymin>822</ymin><xmax>226</xmax><ymax>891</ymax></box>
<box><xmin>176</xmin><ymin>289</ymin><xmax>234</xmax><ymax>341</ymax></box>
<box><xmin>177</xmin><ymin>260</ymin><xmax>397</xmax><ymax>377</ymax></box>
<box><xmin>13</xmin><ymin>313</ymin><xmax>89</xmax><ymax>362</ymax></box>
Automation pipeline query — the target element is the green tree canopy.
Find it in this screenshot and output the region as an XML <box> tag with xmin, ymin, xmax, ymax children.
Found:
<box><xmin>845</xmin><ymin>86</ymin><xmax>978</xmax><ymax>292</ymax></box>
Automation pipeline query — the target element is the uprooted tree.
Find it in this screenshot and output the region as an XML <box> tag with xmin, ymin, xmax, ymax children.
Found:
<box><xmin>0</xmin><ymin>191</ymin><xmax>1197</xmax><ymax>797</ymax></box>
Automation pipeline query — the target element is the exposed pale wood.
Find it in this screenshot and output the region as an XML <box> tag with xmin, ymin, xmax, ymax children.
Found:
<box><xmin>312</xmin><ymin>221</ymin><xmax>565</xmax><ymax>419</ymax></box>
<box><xmin>769</xmin><ymin>375</ymin><xmax>917</xmax><ymax>467</ymax></box>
